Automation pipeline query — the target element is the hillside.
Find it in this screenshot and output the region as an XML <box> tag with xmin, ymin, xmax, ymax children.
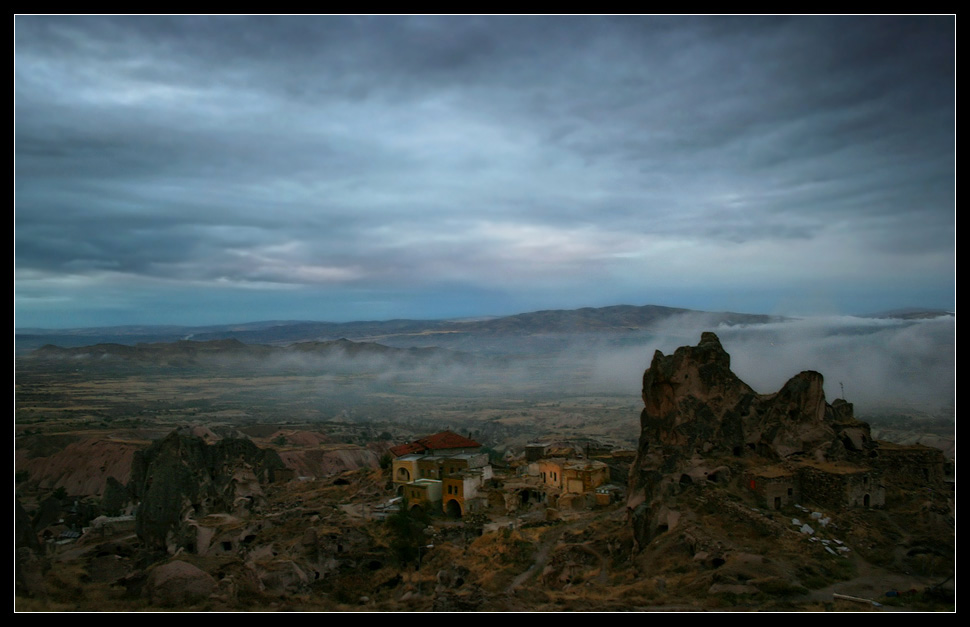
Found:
<box><xmin>15</xmin><ymin>332</ymin><xmax>954</xmax><ymax>611</ymax></box>
<box><xmin>16</xmin><ymin>303</ymin><xmax>780</xmax><ymax>353</ymax></box>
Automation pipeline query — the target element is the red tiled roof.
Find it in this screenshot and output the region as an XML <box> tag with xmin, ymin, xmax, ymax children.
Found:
<box><xmin>416</xmin><ymin>430</ymin><xmax>481</xmax><ymax>450</ymax></box>
<box><xmin>389</xmin><ymin>430</ymin><xmax>481</xmax><ymax>457</ymax></box>
<box><xmin>388</xmin><ymin>441</ymin><xmax>424</xmax><ymax>456</ymax></box>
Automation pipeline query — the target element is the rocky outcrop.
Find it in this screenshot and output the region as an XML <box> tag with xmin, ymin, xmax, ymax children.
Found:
<box><xmin>634</xmin><ymin>332</ymin><xmax>869</xmax><ymax>462</ymax></box>
<box><xmin>628</xmin><ymin>332</ymin><xmax>883</xmax><ymax>548</ymax></box>
<box><xmin>130</xmin><ymin>430</ymin><xmax>285</xmax><ymax>552</ymax></box>
<box><xmin>145</xmin><ymin>560</ymin><xmax>216</xmax><ymax>606</ymax></box>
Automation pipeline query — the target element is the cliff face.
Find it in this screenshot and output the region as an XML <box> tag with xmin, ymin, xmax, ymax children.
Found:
<box><xmin>637</xmin><ymin>331</ymin><xmax>755</xmax><ymax>456</ymax></box>
<box><xmin>628</xmin><ymin>332</ymin><xmax>878</xmax><ymax>548</ymax></box>
<box><xmin>130</xmin><ymin>430</ymin><xmax>285</xmax><ymax>552</ymax></box>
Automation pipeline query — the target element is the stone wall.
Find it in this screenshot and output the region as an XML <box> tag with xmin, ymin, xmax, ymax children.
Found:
<box><xmin>796</xmin><ymin>465</ymin><xmax>885</xmax><ymax>510</ymax></box>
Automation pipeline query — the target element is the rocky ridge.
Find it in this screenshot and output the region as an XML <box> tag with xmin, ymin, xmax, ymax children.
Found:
<box><xmin>129</xmin><ymin>429</ymin><xmax>286</xmax><ymax>552</ymax></box>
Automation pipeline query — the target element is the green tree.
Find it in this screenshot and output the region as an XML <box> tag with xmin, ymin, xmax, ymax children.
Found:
<box><xmin>386</xmin><ymin>500</ymin><xmax>430</xmax><ymax>566</ymax></box>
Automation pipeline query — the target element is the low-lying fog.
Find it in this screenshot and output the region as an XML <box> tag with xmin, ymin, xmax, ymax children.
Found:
<box><xmin>26</xmin><ymin>314</ymin><xmax>953</xmax><ymax>418</ymax></box>
<box><xmin>253</xmin><ymin>314</ymin><xmax>954</xmax><ymax>417</ymax></box>
<box><xmin>583</xmin><ymin>314</ymin><xmax>954</xmax><ymax>414</ymax></box>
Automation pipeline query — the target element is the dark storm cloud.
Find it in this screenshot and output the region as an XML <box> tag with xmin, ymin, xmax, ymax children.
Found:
<box><xmin>15</xmin><ymin>15</ymin><xmax>954</xmax><ymax>326</ymax></box>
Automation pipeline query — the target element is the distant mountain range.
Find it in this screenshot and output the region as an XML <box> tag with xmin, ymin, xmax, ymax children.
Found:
<box><xmin>17</xmin><ymin>303</ymin><xmax>953</xmax><ymax>356</ymax></box>
<box><xmin>859</xmin><ymin>308</ymin><xmax>955</xmax><ymax>320</ymax></box>
<box><xmin>16</xmin><ymin>304</ymin><xmax>784</xmax><ymax>354</ymax></box>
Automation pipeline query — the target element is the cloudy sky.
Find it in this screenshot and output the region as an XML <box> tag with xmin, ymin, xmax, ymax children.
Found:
<box><xmin>15</xmin><ymin>16</ymin><xmax>955</xmax><ymax>328</ymax></box>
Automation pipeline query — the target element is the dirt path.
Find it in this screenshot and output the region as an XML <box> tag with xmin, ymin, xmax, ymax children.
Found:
<box><xmin>506</xmin><ymin>513</ymin><xmax>611</xmax><ymax>593</ymax></box>
<box><xmin>506</xmin><ymin>525</ymin><xmax>567</xmax><ymax>592</ymax></box>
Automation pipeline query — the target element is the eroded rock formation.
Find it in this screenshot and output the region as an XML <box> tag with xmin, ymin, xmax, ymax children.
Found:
<box><xmin>130</xmin><ymin>430</ymin><xmax>285</xmax><ymax>552</ymax></box>
<box><xmin>627</xmin><ymin>332</ymin><xmax>947</xmax><ymax>550</ymax></box>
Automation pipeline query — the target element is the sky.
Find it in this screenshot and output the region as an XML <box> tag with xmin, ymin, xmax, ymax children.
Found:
<box><xmin>15</xmin><ymin>16</ymin><xmax>956</xmax><ymax>329</ymax></box>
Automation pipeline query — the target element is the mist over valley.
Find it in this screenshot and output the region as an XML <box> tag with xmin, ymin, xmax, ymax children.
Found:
<box><xmin>15</xmin><ymin>15</ymin><xmax>954</xmax><ymax>611</ymax></box>
<box><xmin>18</xmin><ymin>304</ymin><xmax>954</xmax><ymax>418</ymax></box>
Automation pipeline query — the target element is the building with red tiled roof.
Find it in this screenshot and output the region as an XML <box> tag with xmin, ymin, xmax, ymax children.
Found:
<box><xmin>389</xmin><ymin>431</ymin><xmax>492</xmax><ymax>518</ymax></box>
<box><xmin>388</xmin><ymin>430</ymin><xmax>481</xmax><ymax>457</ymax></box>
